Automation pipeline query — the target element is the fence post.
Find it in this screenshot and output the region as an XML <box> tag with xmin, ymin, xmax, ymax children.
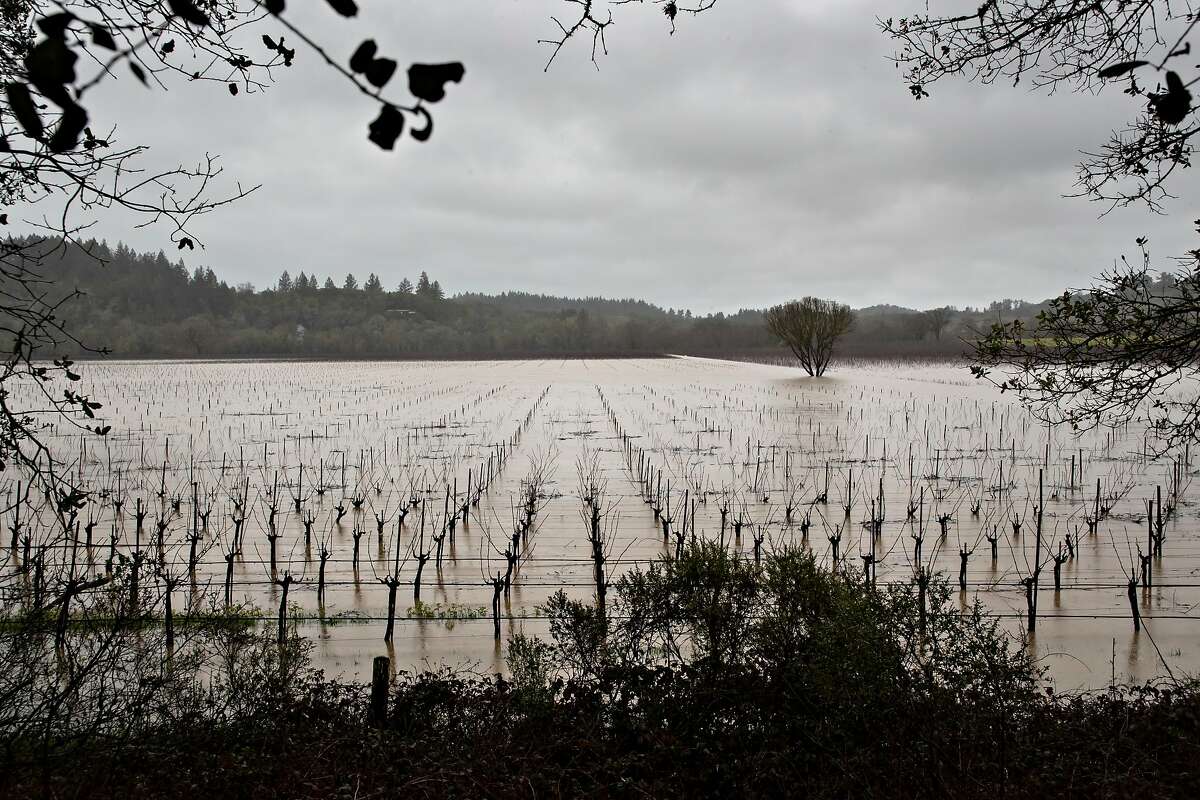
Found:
<box><xmin>369</xmin><ymin>655</ymin><xmax>389</xmax><ymax>727</ymax></box>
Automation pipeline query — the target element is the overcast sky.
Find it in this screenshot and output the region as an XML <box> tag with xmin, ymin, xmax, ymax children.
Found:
<box><xmin>43</xmin><ymin>0</ymin><xmax>1200</xmax><ymax>313</ymax></box>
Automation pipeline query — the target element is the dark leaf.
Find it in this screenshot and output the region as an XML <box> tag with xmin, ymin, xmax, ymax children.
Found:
<box><xmin>265</xmin><ymin>0</ymin><xmax>285</xmax><ymax>14</ymax></box>
<box><xmin>1152</xmin><ymin>71</ymin><xmax>1192</xmax><ymax>125</ymax></box>
<box><xmin>37</xmin><ymin>13</ymin><xmax>74</xmax><ymax>38</ymax></box>
<box><xmin>263</xmin><ymin>34</ymin><xmax>277</xmax><ymax>50</ymax></box>
<box><xmin>90</xmin><ymin>24</ymin><xmax>116</xmax><ymax>51</ymax></box>
<box><xmin>228</xmin><ymin>82</ymin><xmax>238</xmax><ymax>95</ymax></box>
<box><xmin>25</xmin><ymin>36</ymin><xmax>78</xmax><ymax>100</ymax></box>
<box><xmin>161</xmin><ymin>39</ymin><xmax>176</xmax><ymax>55</ymax></box>
<box><xmin>5</xmin><ymin>83</ymin><xmax>44</xmax><ymax>140</ymax></box>
<box><xmin>48</xmin><ymin>99</ymin><xmax>87</xmax><ymax>152</ymax></box>
<box><xmin>349</xmin><ymin>40</ymin><xmax>377</xmax><ymax>74</ymax></box>
<box><xmin>1097</xmin><ymin>60</ymin><xmax>1149</xmax><ymax>79</ymax></box>
<box><xmin>326</xmin><ymin>0</ymin><xmax>358</xmax><ymax>17</ymax></box>
<box><xmin>0</xmin><ymin>214</ymin><xmax>7</xmax><ymax>224</ymax></box>
<box><xmin>407</xmin><ymin>62</ymin><xmax>464</xmax><ymax>103</ymax></box>
<box><xmin>168</xmin><ymin>0</ymin><xmax>210</xmax><ymax>27</ymax></box>
<box><xmin>409</xmin><ymin>106</ymin><xmax>433</xmax><ymax>142</ymax></box>
<box><xmin>367</xmin><ymin>104</ymin><xmax>404</xmax><ymax>150</ymax></box>
<box><xmin>130</xmin><ymin>62</ymin><xmax>147</xmax><ymax>84</ymax></box>
<box><xmin>178</xmin><ymin>237</ymin><xmax>194</xmax><ymax>250</ymax></box>
<box><xmin>365</xmin><ymin>58</ymin><xmax>397</xmax><ymax>89</ymax></box>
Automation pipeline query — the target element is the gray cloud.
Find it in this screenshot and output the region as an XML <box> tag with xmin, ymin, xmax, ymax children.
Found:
<box><xmin>32</xmin><ymin>0</ymin><xmax>1200</xmax><ymax>313</ymax></box>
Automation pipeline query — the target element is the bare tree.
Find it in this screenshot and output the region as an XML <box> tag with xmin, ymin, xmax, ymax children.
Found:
<box><xmin>883</xmin><ymin>3</ymin><xmax>1200</xmax><ymax>437</ymax></box>
<box><xmin>765</xmin><ymin>297</ymin><xmax>853</xmax><ymax>377</ymax></box>
<box><xmin>882</xmin><ymin>2</ymin><xmax>1200</xmax><ymax>215</ymax></box>
<box><xmin>972</xmin><ymin>241</ymin><xmax>1200</xmax><ymax>452</ymax></box>
<box><xmin>899</xmin><ymin>310</ymin><xmax>930</xmax><ymax>342</ymax></box>
<box><xmin>922</xmin><ymin>306</ymin><xmax>955</xmax><ymax>341</ymax></box>
<box><xmin>539</xmin><ymin>0</ymin><xmax>716</xmax><ymax>69</ymax></box>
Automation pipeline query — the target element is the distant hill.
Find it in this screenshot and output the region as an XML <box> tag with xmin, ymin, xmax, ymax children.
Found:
<box><xmin>452</xmin><ymin>292</ymin><xmax>677</xmax><ymax>321</ymax></box>
<box><xmin>856</xmin><ymin>303</ymin><xmax>918</xmax><ymax>315</ymax></box>
<box><xmin>1</xmin><ymin>235</ymin><xmax>1051</xmax><ymax>360</ymax></box>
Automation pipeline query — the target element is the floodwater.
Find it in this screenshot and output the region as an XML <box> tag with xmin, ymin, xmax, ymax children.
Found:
<box><xmin>18</xmin><ymin>356</ymin><xmax>1200</xmax><ymax>690</ymax></box>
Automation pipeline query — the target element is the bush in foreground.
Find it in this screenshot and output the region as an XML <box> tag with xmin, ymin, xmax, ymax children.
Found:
<box><xmin>3</xmin><ymin>544</ymin><xmax>1199</xmax><ymax>798</ymax></box>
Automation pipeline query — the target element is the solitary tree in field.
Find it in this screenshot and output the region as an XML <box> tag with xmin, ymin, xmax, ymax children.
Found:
<box><xmin>765</xmin><ymin>298</ymin><xmax>853</xmax><ymax>377</ymax></box>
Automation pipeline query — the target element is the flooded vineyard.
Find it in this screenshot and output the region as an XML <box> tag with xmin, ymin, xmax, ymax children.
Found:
<box><xmin>8</xmin><ymin>357</ymin><xmax>1198</xmax><ymax>689</ymax></box>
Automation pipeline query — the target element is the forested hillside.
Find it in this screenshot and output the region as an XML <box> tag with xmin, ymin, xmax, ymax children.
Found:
<box><xmin>10</xmin><ymin>236</ymin><xmax>1051</xmax><ymax>359</ymax></box>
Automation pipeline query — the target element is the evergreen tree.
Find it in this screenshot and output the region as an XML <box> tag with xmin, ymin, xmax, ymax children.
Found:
<box><xmin>277</xmin><ymin>270</ymin><xmax>293</xmax><ymax>292</ymax></box>
<box><xmin>416</xmin><ymin>271</ymin><xmax>432</xmax><ymax>296</ymax></box>
<box><xmin>397</xmin><ymin>277</ymin><xmax>414</xmax><ymax>294</ymax></box>
<box><xmin>323</xmin><ymin>276</ymin><xmax>336</xmax><ymax>290</ymax></box>
<box><xmin>364</xmin><ymin>273</ymin><xmax>383</xmax><ymax>293</ymax></box>
<box><xmin>430</xmin><ymin>280</ymin><xmax>444</xmax><ymax>300</ymax></box>
<box><xmin>343</xmin><ymin>273</ymin><xmax>359</xmax><ymax>291</ymax></box>
<box><xmin>296</xmin><ymin>271</ymin><xmax>309</xmax><ymax>291</ymax></box>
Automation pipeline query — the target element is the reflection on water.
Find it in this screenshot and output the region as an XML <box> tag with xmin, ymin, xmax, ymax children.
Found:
<box><xmin>15</xmin><ymin>356</ymin><xmax>1200</xmax><ymax>689</ymax></box>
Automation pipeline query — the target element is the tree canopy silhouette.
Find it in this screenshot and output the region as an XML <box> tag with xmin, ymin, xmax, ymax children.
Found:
<box><xmin>883</xmin><ymin>2</ymin><xmax>1199</xmax><ymax>215</ymax></box>
<box><xmin>0</xmin><ymin>0</ymin><xmax>471</xmax><ymax>486</ymax></box>
<box><xmin>765</xmin><ymin>297</ymin><xmax>853</xmax><ymax>377</ymax></box>
<box><xmin>885</xmin><ymin>2</ymin><xmax>1200</xmax><ymax>442</ymax></box>
<box><xmin>0</xmin><ymin>0</ymin><xmax>724</xmax><ymax>483</ymax></box>
<box><xmin>972</xmin><ymin>240</ymin><xmax>1200</xmax><ymax>452</ymax></box>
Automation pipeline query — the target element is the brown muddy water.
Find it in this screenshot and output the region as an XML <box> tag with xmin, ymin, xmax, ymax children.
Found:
<box><xmin>17</xmin><ymin>356</ymin><xmax>1200</xmax><ymax>690</ymax></box>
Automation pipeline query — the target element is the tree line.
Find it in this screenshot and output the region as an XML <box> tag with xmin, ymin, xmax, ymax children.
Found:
<box><xmin>275</xmin><ymin>269</ymin><xmax>445</xmax><ymax>299</ymax></box>
<box><xmin>6</xmin><ymin>236</ymin><xmax>1056</xmax><ymax>360</ymax></box>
